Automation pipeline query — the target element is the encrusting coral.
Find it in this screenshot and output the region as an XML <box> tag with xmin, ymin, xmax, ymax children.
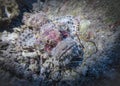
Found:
<box><xmin>22</xmin><ymin>12</ymin><xmax>50</xmax><ymax>29</ymax></box>
<box><xmin>0</xmin><ymin>11</ymin><xmax>97</xmax><ymax>83</ymax></box>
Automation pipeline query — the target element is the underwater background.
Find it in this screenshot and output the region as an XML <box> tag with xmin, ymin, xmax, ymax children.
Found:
<box><xmin>0</xmin><ymin>0</ymin><xmax>120</xmax><ymax>86</ymax></box>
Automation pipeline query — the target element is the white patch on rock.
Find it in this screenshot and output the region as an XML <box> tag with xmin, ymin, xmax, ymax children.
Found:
<box><xmin>1</xmin><ymin>31</ymin><xmax>18</xmax><ymax>43</ymax></box>
<box><xmin>22</xmin><ymin>51</ymin><xmax>38</xmax><ymax>58</ymax></box>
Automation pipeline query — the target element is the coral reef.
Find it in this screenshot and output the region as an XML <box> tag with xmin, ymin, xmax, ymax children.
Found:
<box><xmin>0</xmin><ymin>10</ymin><xmax>107</xmax><ymax>85</ymax></box>
<box><xmin>0</xmin><ymin>0</ymin><xmax>120</xmax><ymax>85</ymax></box>
<box><xmin>0</xmin><ymin>12</ymin><xmax>85</xmax><ymax>83</ymax></box>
